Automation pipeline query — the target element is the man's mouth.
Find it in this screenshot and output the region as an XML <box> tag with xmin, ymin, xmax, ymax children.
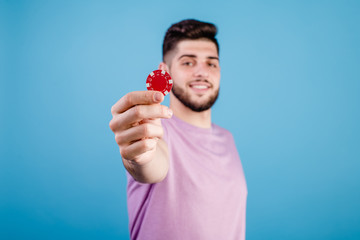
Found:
<box><xmin>191</xmin><ymin>85</ymin><xmax>209</xmax><ymax>89</ymax></box>
<box><xmin>189</xmin><ymin>81</ymin><xmax>212</xmax><ymax>91</ymax></box>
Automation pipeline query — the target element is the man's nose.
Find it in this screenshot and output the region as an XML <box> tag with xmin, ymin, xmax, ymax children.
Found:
<box><xmin>193</xmin><ymin>63</ymin><xmax>209</xmax><ymax>78</ymax></box>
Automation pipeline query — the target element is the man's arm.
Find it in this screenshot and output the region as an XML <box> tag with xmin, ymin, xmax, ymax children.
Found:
<box><xmin>109</xmin><ymin>91</ymin><xmax>172</xmax><ymax>183</ymax></box>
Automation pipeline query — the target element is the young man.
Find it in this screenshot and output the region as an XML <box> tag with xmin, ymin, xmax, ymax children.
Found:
<box><xmin>109</xmin><ymin>19</ymin><xmax>247</xmax><ymax>240</ymax></box>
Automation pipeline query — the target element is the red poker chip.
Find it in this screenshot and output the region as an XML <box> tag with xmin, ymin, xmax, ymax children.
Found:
<box><xmin>146</xmin><ymin>70</ymin><xmax>173</xmax><ymax>96</ymax></box>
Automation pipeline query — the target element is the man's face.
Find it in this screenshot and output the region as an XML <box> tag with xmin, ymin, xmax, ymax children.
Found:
<box><xmin>166</xmin><ymin>39</ymin><xmax>220</xmax><ymax>112</ymax></box>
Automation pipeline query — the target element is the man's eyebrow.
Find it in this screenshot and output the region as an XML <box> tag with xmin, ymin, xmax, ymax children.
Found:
<box><xmin>178</xmin><ymin>54</ymin><xmax>196</xmax><ymax>60</ymax></box>
<box><xmin>208</xmin><ymin>56</ymin><xmax>219</xmax><ymax>60</ymax></box>
<box><xmin>178</xmin><ymin>54</ymin><xmax>219</xmax><ymax>60</ymax></box>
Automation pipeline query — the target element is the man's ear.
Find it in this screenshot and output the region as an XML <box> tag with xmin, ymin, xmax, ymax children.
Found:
<box><xmin>158</xmin><ymin>62</ymin><xmax>170</xmax><ymax>72</ymax></box>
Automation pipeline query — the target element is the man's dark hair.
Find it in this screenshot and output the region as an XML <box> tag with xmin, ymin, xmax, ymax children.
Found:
<box><xmin>162</xmin><ymin>19</ymin><xmax>219</xmax><ymax>62</ymax></box>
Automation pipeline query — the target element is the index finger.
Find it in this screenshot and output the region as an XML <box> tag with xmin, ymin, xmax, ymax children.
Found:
<box><xmin>111</xmin><ymin>91</ymin><xmax>164</xmax><ymax>114</ymax></box>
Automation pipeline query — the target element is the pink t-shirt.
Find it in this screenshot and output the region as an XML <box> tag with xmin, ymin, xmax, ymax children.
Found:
<box><xmin>126</xmin><ymin>115</ymin><xmax>248</xmax><ymax>240</ymax></box>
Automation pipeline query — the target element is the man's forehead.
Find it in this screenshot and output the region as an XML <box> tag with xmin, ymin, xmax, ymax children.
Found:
<box><xmin>175</xmin><ymin>39</ymin><xmax>218</xmax><ymax>57</ymax></box>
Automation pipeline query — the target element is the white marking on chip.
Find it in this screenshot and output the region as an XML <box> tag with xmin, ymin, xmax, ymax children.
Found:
<box><xmin>150</xmin><ymin>72</ymin><xmax>154</xmax><ymax>76</ymax></box>
<box><xmin>169</xmin><ymin>79</ymin><xmax>173</xmax><ymax>83</ymax></box>
<box><xmin>161</xmin><ymin>70</ymin><xmax>166</xmax><ymax>75</ymax></box>
<box><xmin>164</xmin><ymin>90</ymin><xmax>169</xmax><ymax>95</ymax></box>
<box><xmin>146</xmin><ymin>83</ymin><xmax>150</xmax><ymax>87</ymax></box>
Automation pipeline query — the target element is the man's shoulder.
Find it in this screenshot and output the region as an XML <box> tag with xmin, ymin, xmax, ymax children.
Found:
<box><xmin>211</xmin><ymin>123</ymin><xmax>233</xmax><ymax>138</ymax></box>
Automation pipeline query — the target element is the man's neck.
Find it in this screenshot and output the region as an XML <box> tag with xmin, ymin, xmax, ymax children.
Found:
<box><xmin>169</xmin><ymin>95</ymin><xmax>212</xmax><ymax>128</ymax></box>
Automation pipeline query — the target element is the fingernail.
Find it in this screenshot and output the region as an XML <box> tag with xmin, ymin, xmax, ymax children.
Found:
<box><xmin>154</xmin><ymin>92</ymin><xmax>162</xmax><ymax>102</ymax></box>
<box><xmin>167</xmin><ymin>108</ymin><xmax>173</xmax><ymax>117</ymax></box>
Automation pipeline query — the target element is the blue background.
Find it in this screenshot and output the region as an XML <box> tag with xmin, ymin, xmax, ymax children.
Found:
<box><xmin>1</xmin><ymin>0</ymin><xmax>359</xmax><ymax>239</ymax></box>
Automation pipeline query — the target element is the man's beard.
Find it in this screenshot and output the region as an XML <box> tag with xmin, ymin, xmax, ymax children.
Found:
<box><xmin>171</xmin><ymin>82</ymin><xmax>219</xmax><ymax>112</ymax></box>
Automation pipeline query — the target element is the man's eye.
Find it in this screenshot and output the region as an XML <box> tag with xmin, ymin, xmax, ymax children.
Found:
<box><xmin>208</xmin><ymin>63</ymin><xmax>217</xmax><ymax>68</ymax></box>
<box><xmin>183</xmin><ymin>62</ymin><xmax>193</xmax><ymax>66</ymax></box>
